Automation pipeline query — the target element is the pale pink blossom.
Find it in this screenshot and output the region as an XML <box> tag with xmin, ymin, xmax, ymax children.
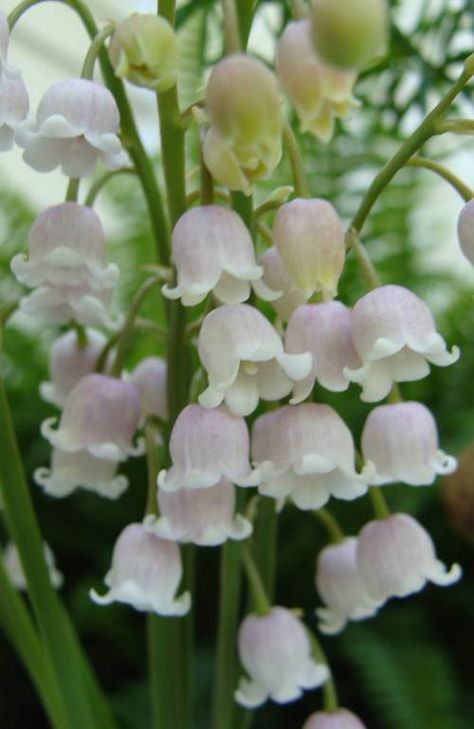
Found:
<box><xmin>4</xmin><ymin>541</ymin><xmax>63</xmax><ymax>590</ymax></box>
<box><xmin>259</xmin><ymin>246</ymin><xmax>306</xmax><ymax>322</ymax></box>
<box><xmin>18</xmin><ymin>282</ymin><xmax>119</xmax><ymax>328</ymax></box>
<box><xmin>35</xmin><ymin>448</ymin><xmax>128</xmax><ymax>499</ymax></box>
<box><xmin>457</xmin><ymin>199</ymin><xmax>474</xmax><ymax>266</ymax></box>
<box><xmin>0</xmin><ymin>76</ymin><xmax>29</xmax><ymax>150</ymax></box>
<box><xmin>303</xmin><ymin>709</ymin><xmax>367</xmax><ymax>729</ymax></box>
<box><xmin>130</xmin><ymin>356</ymin><xmax>167</xmax><ymax>420</ymax></box>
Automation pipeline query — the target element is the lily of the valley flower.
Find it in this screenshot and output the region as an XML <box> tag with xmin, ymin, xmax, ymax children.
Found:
<box><xmin>0</xmin><ymin>11</ymin><xmax>29</xmax><ymax>150</ymax></box>
<box><xmin>361</xmin><ymin>401</ymin><xmax>457</xmax><ymax>486</ymax></box>
<box><xmin>16</xmin><ymin>78</ymin><xmax>128</xmax><ymax>176</ymax></box>
<box><xmin>90</xmin><ymin>523</ymin><xmax>191</xmax><ymax>615</ymax></box>
<box><xmin>235</xmin><ymin>606</ymin><xmax>329</xmax><ymax>707</ymax></box>
<box><xmin>457</xmin><ymin>198</ymin><xmax>474</xmax><ymax>266</ymax></box>
<box><xmin>303</xmin><ymin>709</ymin><xmax>367</xmax><ymax>729</ymax></box>
<box><xmin>4</xmin><ymin>541</ymin><xmax>63</xmax><ymax>590</ymax></box>
<box><xmin>130</xmin><ymin>356</ymin><xmax>167</xmax><ymax>421</ymax></box>
<box><xmin>145</xmin><ymin>479</ymin><xmax>252</xmax><ymax>546</ymax></box>
<box><xmin>198</xmin><ymin>303</ymin><xmax>312</xmax><ymax>416</ymax></box>
<box><xmin>357</xmin><ymin>513</ymin><xmax>462</xmax><ymax>604</ymax></box>
<box><xmin>252</xmin><ymin>404</ymin><xmax>372</xmax><ymax>510</ymax></box>
<box><xmin>158</xmin><ymin>404</ymin><xmax>258</xmax><ymax>492</ymax></box>
<box><xmin>276</xmin><ymin>20</ymin><xmax>357</xmax><ymax>143</ymax></box>
<box><xmin>35</xmin><ymin>448</ymin><xmax>128</xmax><ymax>499</ymax></box>
<box><xmin>344</xmin><ymin>285</ymin><xmax>460</xmax><ymax>402</ymax></box>
<box><xmin>163</xmin><ymin>205</ymin><xmax>278</xmax><ymax>306</ymax></box>
<box><xmin>315</xmin><ymin>537</ymin><xmax>379</xmax><ymax>635</ymax></box>
<box><xmin>18</xmin><ymin>282</ymin><xmax>119</xmax><ymax>328</ymax></box>
<box><xmin>259</xmin><ymin>246</ymin><xmax>306</xmax><ymax>322</ymax></box>
<box><xmin>41</xmin><ymin>373</ymin><xmax>142</xmax><ymax>462</ymax></box>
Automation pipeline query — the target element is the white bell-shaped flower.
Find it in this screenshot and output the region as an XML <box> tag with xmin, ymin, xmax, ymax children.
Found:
<box><xmin>276</xmin><ymin>20</ymin><xmax>357</xmax><ymax>143</ymax></box>
<box><xmin>0</xmin><ymin>75</ymin><xmax>29</xmax><ymax>151</ymax></box>
<box><xmin>303</xmin><ymin>709</ymin><xmax>367</xmax><ymax>729</ymax></box>
<box><xmin>315</xmin><ymin>538</ymin><xmax>380</xmax><ymax>635</ymax></box>
<box><xmin>41</xmin><ymin>373</ymin><xmax>142</xmax><ymax>462</ymax></box>
<box><xmin>259</xmin><ymin>246</ymin><xmax>306</xmax><ymax>322</ymax></box>
<box><xmin>11</xmin><ymin>203</ymin><xmax>119</xmax><ymax>291</ymax></box>
<box><xmin>273</xmin><ymin>198</ymin><xmax>345</xmax><ymax>301</ymax></box>
<box><xmin>90</xmin><ymin>523</ymin><xmax>191</xmax><ymax>615</ymax></box>
<box><xmin>4</xmin><ymin>541</ymin><xmax>63</xmax><ymax>590</ymax></box>
<box><xmin>145</xmin><ymin>479</ymin><xmax>252</xmax><ymax>546</ymax></box>
<box><xmin>357</xmin><ymin>513</ymin><xmax>462</xmax><ymax>604</ymax></box>
<box><xmin>286</xmin><ymin>302</ymin><xmax>361</xmax><ymax>402</ymax></box>
<box><xmin>35</xmin><ymin>448</ymin><xmax>128</xmax><ymax>499</ymax></box>
<box><xmin>0</xmin><ymin>12</ymin><xmax>19</xmax><ymax>80</ymax></box>
<box><xmin>235</xmin><ymin>606</ymin><xmax>329</xmax><ymax>707</ymax></box>
<box><xmin>130</xmin><ymin>356</ymin><xmax>167</xmax><ymax>420</ymax></box>
<box><xmin>198</xmin><ymin>303</ymin><xmax>312</xmax><ymax>416</ymax></box>
<box><xmin>18</xmin><ymin>283</ymin><xmax>119</xmax><ymax>328</ymax></box>
<box><xmin>343</xmin><ymin>285</ymin><xmax>460</xmax><ymax>402</ymax></box>
<box><xmin>16</xmin><ymin>78</ymin><xmax>128</xmax><ymax>177</ymax></box>
<box><xmin>162</xmin><ymin>205</ymin><xmax>278</xmax><ymax>306</ymax></box>
<box><xmin>361</xmin><ymin>401</ymin><xmax>457</xmax><ymax>486</ymax></box>
<box><xmin>39</xmin><ymin>328</ymin><xmax>107</xmax><ymax>408</ymax></box>
<box><xmin>158</xmin><ymin>404</ymin><xmax>258</xmax><ymax>492</ymax></box>
<box><xmin>252</xmin><ymin>404</ymin><xmax>372</xmax><ymax>510</ymax></box>
<box><xmin>457</xmin><ymin>199</ymin><xmax>474</xmax><ymax>266</ymax></box>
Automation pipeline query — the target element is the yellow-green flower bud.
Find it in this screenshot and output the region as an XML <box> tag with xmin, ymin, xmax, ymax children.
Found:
<box><xmin>310</xmin><ymin>0</ymin><xmax>389</xmax><ymax>70</ymax></box>
<box><xmin>109</xmin><ymin>14</ymin><xmax>178</xmax><ymax>92</ymax></box>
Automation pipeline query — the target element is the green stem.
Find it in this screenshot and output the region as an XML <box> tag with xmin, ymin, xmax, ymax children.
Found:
<box><xmin>314</xmin><ymin>509</ymin><xmax>344</xmax><ymax>544</ymax></box>
<box><xmin>308</xmin><ymin>631</ymin><xmax>338</xmax><ymax>712</ymax></box>
<box><xmin>65</xmin><ymin>178</ymin><xmax>79</xmax><ymax>202</ymax></box>
<box><xmin>221</xmin><ymin>0</ymin><xmax>242</xmax><ymax>54</ymax></box>
<box><xmin>84</xmin><ymin>168</ymin><xmax>137</xmax><ymax>206</ymax></box>
<box><xmin>242</xmin><ymin>546</ymin><xmax>270</xmax><ymax>616</ymax></box>
<box><xmin>81</xmin><ymin>24</ymin><xmax>114</xmax><ymax>80</ymax></box>
<box><xmin>252</xmin><ymin>497</ymin><xmax>278</xmax><ymax>599</ymax></box>
<box><xmin>345</xmin><ymin>230</ymin><xmax>382</xmax><ymax>290</ymax></box>
<box><xmin>288</xmin><ymin>0</ymin><xmax>309</xmax><ymax>19</ymax></box>
<box><xmin>144</xmin><ymin>419</ymin><xmax>160</xmax><ymax>517</ymax></box>
<box><xmin>406</xmin><ymin>157</ymin><xmax>473</xmax><ymax>202</ymax></box>
<box><xmin>283</xmin><ymin>124</ymin><xmax>310</xmax><ymax>198</ymax></box>
<box><xmin>234</xmin><ymin>0</ymin><xmax>255</xmax><ymax>47</ymax></box>
<box><xmin>350</xmin><ymin>61</ymin><xmax>474</xmax><ymax>234</ymax></box>
<box><xmin>368</xmin><ymin>486</ymin><xmax>391</xmax><ymax>520</ymax></box>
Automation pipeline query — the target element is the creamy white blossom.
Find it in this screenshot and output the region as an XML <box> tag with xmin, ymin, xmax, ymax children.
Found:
<box><xmin>35</xmin><ymin>448</ymin><xmax>128</xmax><ymax>499</ymax></box>
<box><xmin>4</xmin><ymin>541</ymin><xmax>63</xmax><ymax>590</ymax></box>
<box><xmin>90</xmin><ymin>523</ymin><xmax>191</xmax><ymax>615</ymax></box>
<box><xmin>16</xmin><ymin>79</ymin><xmax>128</xmax><ymax>176</ymax></box>
<box><xmin>130</xmin><ymin>356</ymin><xmax>167</xmax><ymax>421</ymax></box>
<box><xmin>457</xmin><ymin>198</ymin><xmax>474</xmax><ymax>266</ymax></box>
<box><xmin>253</xmin><ymin>404</ymin><xmax>372</xmax><ymax>510</ymax></box>
<box><xmin>361</xmin><ymin>401</ymin><xmax>457</xmax><ymax>486</ymax></box>
<box><xmin>158</xmin><ymin>404</ymin><xmax>258</xmax><ymax>492</ymax></box>
<box><xmin>259</xmin><ymin>246</ymin><xmax>306</xmax><ymax>322</ymax></box>
<box><xmin>198</xmin><ymin>304</ymin><xmax>312</xmax><ymax>416</ymax></box>
<box><xmin>163</xmin><ymin>205</ymin><xmax>278</xmax><ymax>306</ymax></box>
<box><xmin>235</xmin><ymin>606</ymin><xmax>329</xmax><ymax>708</ymax></box>
<box><xmin>303</xmin><ymin>709</ymin><xmax>367</xmax><ymax>729</ymax></box>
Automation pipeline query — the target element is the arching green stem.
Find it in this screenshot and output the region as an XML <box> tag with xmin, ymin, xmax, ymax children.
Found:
<box><xmin>406</xmin><ymin>157</ymin><xmax>473</xmax><ymax>202</ymax></box>
<box><xmin>369</xmin><ymin>486</ymin><xmax>391</xmax><ymax>520</ymax></box>
<box><xmin>283</xmin><ymin>124</ymin><xmax>310</xmax><ymax>198</ymax></box>
<box><xmin>84</xmin><ymin>168</ymin><xmax>137</xmax><ymax>206</ymax></box>
<box><xmin>81</xmin><ymin>24</ymin><xmax>114</xmax><ymax>80</ymax></box>
<box><xmin>314</xmin><ymin>509</ymin><xmax>345</xmax><ymax>544</ymax></box>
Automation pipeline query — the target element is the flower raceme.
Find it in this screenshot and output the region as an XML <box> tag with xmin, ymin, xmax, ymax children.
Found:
<box><xmin>235</xmin><ymin>607</ymin><xmax>329</xmax><ymax>708</ymax></box>
<box><xmin>197</xmin><ymin>303</ymin><xmax>312</xmax><ymax>417</ymax></box>
<box><xmin>162</xmin><ymin>205</ymin><xmax>279</xmax><ymax>306</ymax></box>
<box><xmin>303</xmin><ymin>709</ymin><xmax>367</xmax><ymax>729</ymax></box>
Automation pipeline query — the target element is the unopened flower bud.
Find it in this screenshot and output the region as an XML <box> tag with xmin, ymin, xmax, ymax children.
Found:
<box><xmin>4</xmin><ymin>541</ymin><xmax>63</xmax><ymax>590</ymax></box>
<box><xmin>457</xmin><ymin>199</ymin><xmax>474</xmax><ymax>266</ymax></box>
<box><xmin>273</xmin><ymin>198</ymin><xmax>345</xmax><ymax>300</ymax></box>
<box><xmin>235</xmin><ymin>606</ymin><xmax>328</xmax><ymax>707</ymax></box>
<box><xmin>130</xmin><ymin>356</ymin><xmax>167</xmax><ymax>421</ymax></box>
<box><xmin>310</xmin><ymin>0</ymin><xmax>389</xmax><ymax>71</ymax></box>
<box><xmin>109</xmin><ymin>13</ymin><xmax>178</xmax><ymax>92</ymax></box>
<box><xmin>303</xmin><ymin>709</ymin><xmax>367</xmax><ymax>729</ymax></box>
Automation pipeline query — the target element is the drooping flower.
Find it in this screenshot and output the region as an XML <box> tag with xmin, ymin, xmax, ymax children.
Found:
<box><xmin>109</xmin><ymin>13</ymin><xmax>178</xmax><ymax>92</ymax></box>
<box><xmin>162</xmin><ymin>205</ymin><xmax>278</xmax><ymax>306</ymax></box>
<box><xmin>273</xmin><ymin>198</ymin><xmax>345</xmax><ymax>301</ymax></box>
<box><xmin>90</xmin><ymin>523</ymin><xmax>191</xmax><ymax>615</ymax></box>
<box><xmin>158</xmin><ymin>404</ymin><xmax>258</xmax><ymax>492</ymax></box>
<box><xmin>203</xmin><ymin>54</ymin><xmax>283</xmax><ymax>194</ymax></box>
<box><xmin>252</xmin><ymin>404</ymin><xmax>372</xmax><ymax>510</ymax></box>
<box><xmin>0</xmin><ymin>12</ymin><xmax>20</xmax><ymax>81</ymax></box>
<box><xmin>315</xmin><ymin>537</ymin><xmax>380</xmax><ymax>635</ymax></box>
<box><xmin>235</xmin><ymin>606</ymin><xmax>329</xmax><ymax>707</ymax></box>
<box><xmin>357</xmin><ymin>513</ymin><xmax>462</xmax><ymax>604</ymax></box>
<box><xmin>361</xmin><ymin>401</ymin><xmax>457</xmax><ymax>486</ymax></box>
<box><xmin>18</xmin><ymin>282</ymin><xmax>119</xmax><ymax>328</ymax></box>
<box><xmin>41</xmin><ymin>374</ymin><xmax>142</xmax><ymax>462</ymax></box>
<box><xmin>198</xmin><ymin>303</ymin><xmax>312</xmax><ymax>416</ymax></box>
<box><xmin>3</xmin><ymin>541</ymin><xmax>63</xmax><ymax>590</ymax></box>
<box><xmin>276</xmin><ymin>20</ymin><xmax>357</xmax><ymax>143</ymax></box>
<box><xmin>16</xmin><ymin>79</ymin><xmax>128</xmax><ymax>176</ymax></box>
<box><xmin>39</xmin><ymin>328</ymin><xmax>107</xmax><ymax>407</ymax></box>
<box><xmin>34</xmin><ymin>448</ymin><xmax>128</xmax><ymax>499</ymax></box>
<box><xmin>303</xmin><ymin>709</ymin><xmax>367</xmax><ymax>729</ymax></box>
<box><xmin>457</xmin><ymin>199</ymin><xmax>474</xmax><ymax>266</ymax></box>
<box><xmin>259</xmin><ymin>246</ymin><xmax>306</xmax><ymax>322</ymax></box>
<box><xmin>144</xmin><ymin>479</ymin><xmax>252</xmax><ymax>546</ymax></box>
<box><xmin>0</xmin><ymin>75</ymin><xmax>29</xmax><ymax>151</ymax></box>
<box><xmin>343</xmin><ymin>285</ymin><xmax>460</xmax><ymax>402</ymax></box>
<box><xmin>285</xmin><ymin>302</ymin><xmax>361</xmax><ymax>402</ymax></box>
<box><xmin>130</xmin><ymin>356</ymin><xmax>167</xmax><ymax>421</ymax></box>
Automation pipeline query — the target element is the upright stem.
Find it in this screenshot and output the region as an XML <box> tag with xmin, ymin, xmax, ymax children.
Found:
<box><xmin>369</xmin><ymin>486</ymin><xmax>391</xmax><ymax>520</ymax></box>
<box><xmin>234</xmin><ymin>0</ymin><xmax>255</xmax><ymax>47</ymax></box>
<box><xmin>252</xmin><ymin>497</ymin><xmax>278</xmax><ymax>599</ymax></box>
<box><xmin>283</xmin><ymin>125</ymin><xmax>310</xmax><ymax>198</ymax></box>
<box><xmin>65</xmin><ymin>178</ymin><xmax>79</xmax><ymax>202</ymax></box>
<box><xmin>242</xmin><ymin>546</ymin><xmax>271</xmax><ymax>616</ymax></box>
<box><xmin>308</xmin><ymin>632</ymin><xmax>338</xmax><ymax>712</ymax></box>
<box><xmin>221</xmin><ymin>0</ymin><xmax>242</xmax><ymax>53</ymax></box>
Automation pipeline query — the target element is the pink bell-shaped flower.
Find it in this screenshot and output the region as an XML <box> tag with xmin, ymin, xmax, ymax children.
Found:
<box><xmin>273</xmin><ymin>198</ymin><xmax>345</xmax><ymax>301</ymax></box>
<box><xmin>259</xmin><ymin>246</ymin><xmax>306</xmax><ymax>322</ymax></box>
<box><xmin>0</xmin><ymin>12</ymin><xmax>20</xmax><ymax>81</ymax></box>
<box><xmin>198</xmin><ymin>303</ymin><xmax>312</xmax><ymax>416</ymax></box>
<box><xmin>39</xmin><ymin>328</ymin><xmax>107</xmax><ymax>408</ymax></box>
<box><xmin>357</xmin><ymin>513</ymin><xmax>462</xmax><ymax>604</ymax></box>
<box><xmin>34</xmin><ymin>448</ymin><xmax>128</xmax><ymax>499</ymax></box>
<box><xmin>0</xmin><ymin>12</ymin><xmax>29</xmax><ymax>150</ymax></box>
<box><xmin>315</xmin><ymin>538</ymin><xmax>380</xmax><ymax>635</ymax></box>
<box><xmin>41</xmin><ymin>373</ymin><xmax>142</xmax><ymax>462</ymax></box>
<box><xmin>90</xmin><ymin>523</ymin><xmax>191</xmax><ymax>615</ymax></box>
<box><xmin>162</xmin><ymin>205</ymin><xmax>278</xmax><ymax>306</ymax></box>
<box><xmin>457</xmin><ymin>199</ymin><xmax>474</xmax><ymax>266</ymax></box>
<box><xmin>303</xmin><ymin>709</ymin><xmax>367</xmax><ymax>729</ymax></box>
<box><xmin>361</xmin><ymin>401</ymin><xmax>457</xmax><ymax>486</ymax></box>
<box><xmin>285</xmin><ymin>302</ymin><xmax>361</xmax><ymax>402</ymax></box>
<box><xmin>276</xmin><ymin>20</ymin><xmax>357</xmax><ymax>143</ymax></box>
<box><xmin>130</xmin><ymin>356</ymin><xmax>167</xmax><ymax>421</ymax></box>
<box><xmin>235</xmin><ymin>606</ymin><xmax>329</xmax><ymax>707</ymax></box>
<box><xmin>18</xmin><ymin>282</ymin><xmax>119</xmax><ymax>328</ymax></box>
<box><xmin>252</xmin><ymin>404</ymin><xmax>372</xmax><ymax>510</ymax></box>
<box><xmin>3</xmin><ymin>541</ymin><xmax>63</xmax><ymax>591</ymax></box>
<box><xmin>158</xmin><ymin>404</ymin><xmax>258</xmax><ymax>491</ymax></box>
<box><xmin>11</xmin><ymin>203</ymin><xmax>119</xmax><ymax>290</ymax></box>
<box><xmin>144</xmin><ymin>479</ymin><xmax>252</xmax><ymax>546</ymax></box>
<box><xmin>344</xmin><ymin>285</ymin><xmax>460</xmax><ymax>402</ymax></box>
<box><xmin>16</xmin><ymin>78</ymin><xmax>128</xmax><ymax>176</ymax></box>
